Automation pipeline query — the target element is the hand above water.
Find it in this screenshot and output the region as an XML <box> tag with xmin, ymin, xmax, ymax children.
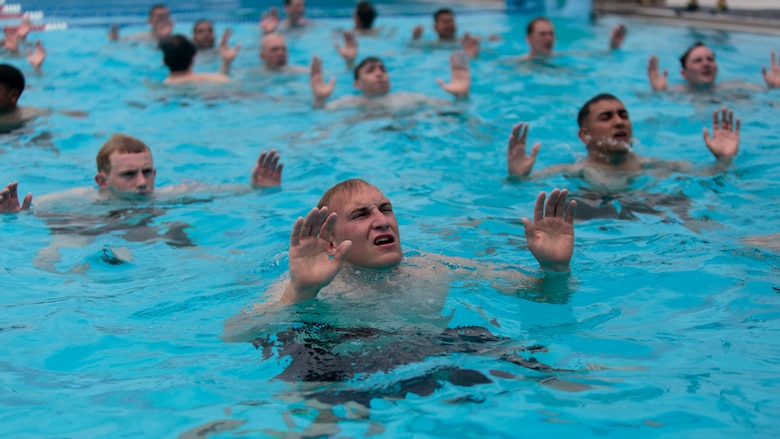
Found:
<box><xmin>647</xmin><ymin>55</ymin><xmax>668</xmax><ymax>91</ymax></box>
<box><xmin>436</xmin><ymin>50</ymin><xmax>470</xmax><ymax>98</ymax></box>
<box><xmin>251</xmin><ymin>149</ymin><xmax>283</xmax><ymax>188</ymax></box>
<box><xmin>522</xmin><ymin>188</ymin><xmax>576</xmax><ymax>272</ymax></box>
<box><xmin>310</xmin><ymin>55</ymin><xmax>335</xmax><ymax>106</ymax></box>
<box><xmin>507</xmin><ymin>122</ymin><xmax>540</xmax><ymax>177</ymax></box>
<box><xmin>280</xmin><ymin>207</ymin><xmax>353</xmax><ymax>304</ymax></box>
<box><xmin>762</xmin><ymin>51</ymin><xmax>780</xmax><ymax>88</ymax></box>
<box><xmin>0</xmin><ymin>181</ymin><xmax>33</xmax><ymax>213</ymax></box>
<box><xmin>703</xmin><ymin>107</ymin><xmax>740</xmax><ymax>161</ymax></box>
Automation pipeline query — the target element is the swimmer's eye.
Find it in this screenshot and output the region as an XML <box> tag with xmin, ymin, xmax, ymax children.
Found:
<box><xmin>142</xmin><ymin>169</ymin><xmax>154</xmax><ymax>176</ymax></box>
<box><xmin>380</xmin><ymin>204</ymin><xmax>393</xmax><ymax>213</ymax></box>
<box><xmin>618</xmin><ymin>111</ymin><xmax>629</xmax><ymax>119</ymax></box>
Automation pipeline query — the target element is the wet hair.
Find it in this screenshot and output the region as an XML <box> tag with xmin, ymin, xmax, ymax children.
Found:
<box><xmin>353</xmin><ymin>56</ymin><xmax>384</xmax><ymax>80</ymax></box>
<box><xmin>434</xmin><ymin>8</ymin><xmax>454</xmax><ymax>22</ymax></box>
<box><xmin>159</xmin><ymin>34</ymin><xmax>197</xmax><ymax>72</ymax></box>
<box><xmin>577</xmin><ymin>93</ymin><xmax>621</xmax><ymax>128</ymax></box>
<box><xmin>96</xmin><ymin>134</ymin><xmax>152</xmax><ymax>174</ymax></box>
<box><xmin>318</xmin><ymin>179</ymin><xmax>373</xmax><ymax>208</ymax></box>
<box><xmin>0</xmin><ymin>64</ymin><xmax>25</xmax><ymax>97</ymax></box>
<box><xmin>526</xmin><ymin>16</ymin><xmax>551</xmax><ymax>35</ymax></box>
<box><xmin>149</xmin><ymin>3</ymin><xmax>168</xmax><ymax>18</ymax></box>
<box><xmin>355</xmin><ymin>1</ymin><xmax>377</xmax><ymax>29</ymax></box>
<box><xmin>679</xmin><ymin>41</ymin><xmax>710</xmax><ymax>69</ymax></box>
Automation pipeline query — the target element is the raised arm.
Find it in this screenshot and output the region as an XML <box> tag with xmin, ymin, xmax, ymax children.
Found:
<box><xmin>703</xmin><ymin>107</ymin><xmax>740</xmax><ymax>163</ymax></box>
<box><xmin>218</xmin><ymin>29</ymin><xmax>241</xmax><ymax>75</ymax></box>
<box><xmin>522</xmin><ymin>189</ymin><xmax>576</xmax><ymax>272</ymax></box>
<box><xmin>26</xmin><ymin>40</ymin><xmax>45</xmax><ymax>73</ymax></box>
<box><xmin>647</xmin><ymin>55</ymin><xmax>668</xmax><ymax>91</ymax></box>
<box><xmin>461</xmin><ymin>32</ymin><xmax>480</xmax><ymax>58</ymax></box>
<box><xmin>279</xmin><ymin>207</ymin><xmax>353</xmax><ymax>304</ymax></box>
<box><xmin>259</xmin><ymin>7</ymin><xmax>280</xmax><ymax>35</ymax></box>
<box><xmin>412</xmin><ymin>25</ymin><xmax>424</xmax><ymax>41</ymax></box>
<box><xmin>609</xmin><ymin>24</ymin><xmax>627</xmax><ymax>50</ymax></box>
<box><xmin>435</xmin><ymin>50</ymin><xmax>470</xmax><ymax>98</ymax></box>
<box><xmin>761</xmin><ymin>51</ymin><xmax>780</xmax><ymax>89</ymax></box>
<box><xmin>0</xmin><ymin>181</ymin><xmax>33</xmax><ymax>213</ymax></box>
<box><xmin>251</xmin><ymin>149</ymin><xmax>283</xmax><ymax>188</ymax></box>
<box><xmin>507</xmin><ymin>122</ymin><xmax>540</xmax><ymax>177</ymax></box>
<box><xmin>334</xmin><ymin>30</ymin><xmax>358</xmax><ymax>70</ymax></box>
<box><xmin>310</xmin><ymin>55</ymin><xmax>335</xmax><ymax>108</ymax></box>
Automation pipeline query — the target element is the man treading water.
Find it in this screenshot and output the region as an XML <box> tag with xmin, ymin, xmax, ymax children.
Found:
<box><xmin>225</xmin><ymin>179</ymin><xmax>578</xmax><ymax>405</ymax></box>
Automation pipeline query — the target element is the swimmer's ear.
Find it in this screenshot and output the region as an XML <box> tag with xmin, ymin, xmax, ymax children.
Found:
<box><xmin>327</xmin><ymin>240</ymin><xmax>338</xmax><ymax>255</ymax></box>
<box><xmin>9</xmin><ymin>89</ymin><xmax>20</xmax><ymax>105</ymax></box>
<box><xmin>94</xmin><ymin>172</ymin><xmax>108</xmax><ymax>188</ymax></box>
<box><xmin>680</xmin><ymin>67</ymin><xmax>688</xmax><ymax>81</ymax></box>
<box><xmin>577</xmin><ymin>127</ymin><xmax>591</xmax><ymax>145</ymax></box>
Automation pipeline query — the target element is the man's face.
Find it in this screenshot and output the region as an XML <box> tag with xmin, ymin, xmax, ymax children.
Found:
<box><xmin>354</xmin><ymin>61</ymin><xmax>390</xmax><ymax>96</ymax></box>
<box><xmin>327</xmin><ymin>184</ymin><xmax>403</xmax><ymax>271</ymax></box>
<box><xmin>96</xmin><ymin>152</ymin><xmax>157</xmax><ymax>197</ymax></box>
<box><xmin>434</xmin><ymin>13</ymin><xmax>456</xmax><ymax>40</ymax></box>
<box><xmin>0</xmin><ymin>84</ymin><xmax>19</xmax><ymax>113</ymax></box>
<box><xmin>284</xmin><ymin>0</ymin><xmax>306</xmax><ymax>23</ymax></box>
<box><xmin>193</xmin><ymin>21</ymin><xmax>215</xmax><ymax>49</ymax></box>
<box><xmin>260</xmin><ymin>35</ymin><xmax>288</xmax><ymax>68</ymax></box>
<box><xmin>579</xmin><ymin>99</ymin><xmax>633</xmax><ymax>154</ymax></box>
<box><xmin>682</xmin><ymin>46</ymin><xmax>718</xmax><ymax>86</ymax></box>
<box><xmin>527</xmin><ymin>20</ymin><xmax>555</xmax><ymax>56</ymax></box>
<box><xmin>149</xmin><ymin>6</ymin><xmax>173</xmax><ymax>38</ymax></box>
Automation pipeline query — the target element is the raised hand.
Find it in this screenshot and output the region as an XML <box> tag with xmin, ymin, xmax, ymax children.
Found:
<box><xmin>522</xmin><ymin>189</ymin><xmax>576</xmax><ymax>272</ymax></box>
<box><xmin>703</xmin><ymin>107</ymin><xmax>740</xmax><ymax>160</ymax></box>
<box><xmin>26</xmin><ymin>40</ymin><xmax>46</xmax><ymax>72</ymax></box>
<box><xmin>762</xmin><ymin>51</ymin><xmax>780</xmax><ymax>88</ymax></box>
<box><xmin>436</xmin><ymin>50</ymin><xmax>470</xmax><ymax>98</ymax></box>
<box><xmin>280</xmin><ymin>207</ymin><xmax>352</xmax><ymax>303</ymax></box>
<box><xmin>412</xmin><ymin>25</ymin><xmax>424</xmax><ymax>40</ymax></box>
<box><xmin>3</xmin><ymin>27</ymin><xmax>20</xmax><ymax>53</ymax></box>
<box><xmin>260</xmin><ymin>7</ymin><xmax>280</xmax><ymax>34</ymax></box>
<box><xmin>647</xmin><ymin>55</ymin><xmax>668</xmax><ymax>91</ymax></box>
<box><xmin>609</xmin><ymin>24</ymin><xmax>627</xmax><ymax>49</ymax></box>
<box><xmin>219</xmin><ymin>28</ymin><xmax>241</xmax><ymax>69</ymax></box>
<box><xmin>334</xmin><ymin>30</ymin><xmax>357</xmax><ymax>67</ymax></box>
<box><xmin>507</xmin><ymin>122</ymin><xmax>540</xmax><ymax>177</ymax></box>
<box><xmin>310</xmin><ymin>55</ymin><xmax>335</xmax><ymax>106</ymax></box>
<box><xmin>0</xmin><ymin>181</ymin><xmax>33</xmax><ymax>213</ymax></box>
<box><xmin>461</xmin><ymin>32</ymin><xmax>479</xmax><ymax>58</ymax></box>
<box><xmin>251</xmin><ymin>149</ymin><xmax>283</xmax><ymax>188</ymax></box>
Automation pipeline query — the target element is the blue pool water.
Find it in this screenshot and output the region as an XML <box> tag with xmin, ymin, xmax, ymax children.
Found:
<box><xmin>2</xmin><ymin>8</ymin><xmax>780</xmax><ymax>438</ymax></box>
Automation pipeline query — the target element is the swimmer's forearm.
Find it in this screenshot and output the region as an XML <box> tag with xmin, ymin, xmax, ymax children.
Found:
<box><xmin>279</xmin><ymin>282</ymin><xmax>320</xmax><ymax>304</ymax></box>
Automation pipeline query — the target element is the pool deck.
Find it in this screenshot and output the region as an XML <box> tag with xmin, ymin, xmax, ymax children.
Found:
<box><xmin>594</xmin><ymin>0</ymin><xmax>780</xmax><ymax>35</ymax></box>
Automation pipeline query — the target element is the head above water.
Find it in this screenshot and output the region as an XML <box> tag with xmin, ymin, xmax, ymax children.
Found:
<box><xmin>679</xmin><ymin>41</ymin><xmax>718</xmax><ymax>87</ymax></box>
<box><xmin>192</xmin><ymin>19</ymin><xmax>215</xmax><ymax>49</ymax></box>
<box><xmin>159</xmin><ymin>34</ymin><xmax>196</xmax><ymax>72</ymax></box>
<box><xmin>433</xmin><ymin>8</ymin><xmax>456</xmax><ymax>40</ymax></box>
<box><xmin>284</xmin><ymin>0</ymin><xmax>306</xmax><ymax>24</ymax></box>
<box><xmin>353</xmin><ymin>56</ymin><xmax>390</xmax><ymax>96</ymax></box>
<box><xmin>577</xmin><ymin>93</ymin><xmax>633</xmax><ymax>155</ymax></box>
<box><xmin>0</xmin><ymin>64</ymin><xmax>24</xmax><ymax>113</ymax></box>
<box><xmin>526</xmin><ymin>17</ymin><xmax>554</xmax><ymax>57</ymax></box>
<box><xmin>94</xmin><ymin>134</ymin><xmax>157</xmax><ymax>196</ymax></box>
<box><xmin>148</xmin><ymin>4</ymin><xmax>170</xmax><ymax>23</ymax></box>
<box><xmin>355</xmin><ymin>1</ymin><xmax>377</xmax><ymax>30</ymax></box>
<box><xmin>318</xmin><ymin>179</ymin><xmax>403</xmax><ymax>271</ymax></box>
<box><xmin>260</xmin><ymin>33</ymin><xmax>288</xmax><ymax>69</ymax></box>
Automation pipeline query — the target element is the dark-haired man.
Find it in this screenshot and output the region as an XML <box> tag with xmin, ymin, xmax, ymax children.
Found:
<box><xmin>259</xmin><ymin>0</ymin><xmax>312</xmax><ymax>34</ymax></box>
<box><xmin>648</xmin><ymin>42</ymin><xmax>779</xmax><ymax>91</ymax></box>
<box><xmin>310</xmin><ymin>50</ymin><xmax>470</xmax><ymax>109</ymax></box>
<box><xmin>160</xmin><ymin>31</ymin><xmax>240</xmax><ymax>84</ymax></box>
<box><xmin>192</xmin><ymin>19</ymin><xmax>215</xmax><ymax>50</ymax></box>
<box><xmin>116</xmin><ymin>4</ymin><xmax>174</xmax><ymax>42</ymax></box>
<box><xmin>353</xmin><ymin>1</ymin><xmax>377</xmax><ymax>34</ymax></box>
<box><xmin>412</xmin><ymin>8</ymin><xmax>480</xmax><ymax>58</ymax></box>
<box><xmin>0</xmin><ymin>58</ymin><xmax>50</xmax><ymax>132</ymax></box>
<box><xmin>507</xmin><ymin>94</ymin><xmax>739</xmax><ymax>179</ymax></box>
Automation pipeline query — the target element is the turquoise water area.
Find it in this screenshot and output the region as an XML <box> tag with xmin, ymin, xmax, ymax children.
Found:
<box><xmin>2</xmin><ymin>10</ymin><xmax>780</xmax><ymax>438</ymax></box>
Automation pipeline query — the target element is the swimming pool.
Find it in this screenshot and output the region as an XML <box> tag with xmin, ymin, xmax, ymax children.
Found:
<box><xmin>2</xmin><ymin>7</ymin><xmax>780</xmax><ymax>438</ymax></box>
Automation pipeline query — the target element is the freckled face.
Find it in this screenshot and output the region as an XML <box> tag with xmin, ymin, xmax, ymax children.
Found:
<box><xmin>326</xmin><ymin>185</ymin><xmax>403</xmax><ymax>271</ymax></box>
